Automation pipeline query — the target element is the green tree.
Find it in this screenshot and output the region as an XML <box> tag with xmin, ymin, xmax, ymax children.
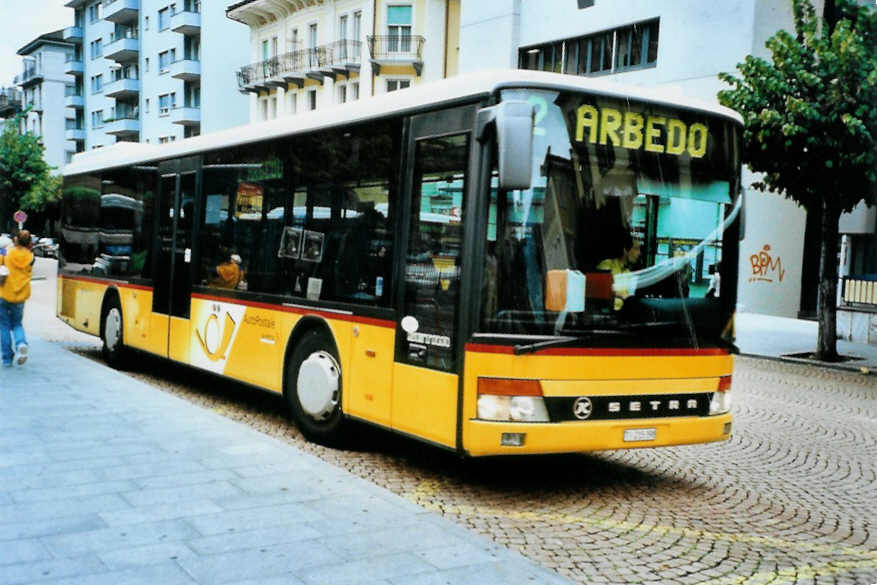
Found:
<box><xmin>0</xmin><ymin>110</ymin><xmax>50</xmax><ymax>231</ymax></box>
<box><xmin>20</xmin><ymin>173</ymin><xmax>62</xmax><ymax>214</ymax></box>
<box><xmin>718</xmin><ymin>0</ymin><xmax>877</xmax><ymax>361</ymax></box>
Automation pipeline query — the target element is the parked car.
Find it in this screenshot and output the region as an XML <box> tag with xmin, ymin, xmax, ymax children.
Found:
<box><xmin>33</xmin><ymin>237</ymin><xmax>58</xmax><ymax>259</ymax></box>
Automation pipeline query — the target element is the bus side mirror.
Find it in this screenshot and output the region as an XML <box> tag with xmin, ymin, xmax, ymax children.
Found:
<box><xmin>477</xmin><ymin>101</ymin><xmax>534</xmax><ymax>191</ymax></box>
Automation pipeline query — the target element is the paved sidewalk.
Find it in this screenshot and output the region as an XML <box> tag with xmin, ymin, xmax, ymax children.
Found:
<box><xmin>0</xmin><ymin>339</ymin><xmax>573</xmax><ymax>585</ymax></box>
<box><xmin>736</xmin><ymin>312</ymin><xmax>877</xmax><ymax>372</ymax></box>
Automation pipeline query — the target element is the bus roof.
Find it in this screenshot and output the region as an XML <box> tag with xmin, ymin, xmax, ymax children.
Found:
<box><xmin>63</xmin><ymin>69</ymin><xmax>743</xmax><ymax>177</ymax></box>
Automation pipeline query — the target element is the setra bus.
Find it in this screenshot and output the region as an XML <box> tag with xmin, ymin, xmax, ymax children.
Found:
<box><xmin>58</xmin><ymin>70</ymin><xmax>741</xmax><ymax>456</ymax></box>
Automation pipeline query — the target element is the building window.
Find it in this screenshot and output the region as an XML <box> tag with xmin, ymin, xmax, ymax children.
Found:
<box><xmin>387</xmin><ymin>79</ymin><xmax>411</xmax><ymax>92</ymax></box>
<box><xmin>89</xmin><ymin>38</ymin><xmax>102</xmax><ymax>60</ymax></box>
<box><xmin>145</xmin><ymin>98</ymin><xmax>150</xmax><ymax>113</ymax></box>
<box><xmin>159</xmin><ymin>49</ymin><xmax>176</xmax><ymax>73</ymax></box>
<box><xmin>387</xmin><ymin>5</ymin><xmax>412</xmax><ymax>52</ymax></box>
<box><xmin>88</xmin><ymin>2</ymin><xmax>101</xmax><ymax>23</ymax></box>
<box><xmin>309</xmin><ymin>23</ymin><xmax>318</xmax><ymax>49</ymax></box>
<box><xmin>351</xmin><ymin>81</ymin><xmax>360</xmax><ymax>101</ymax></box>
<box><xmin>353</xmin><ymin>11</ymin><xmax>362</xmax><ymax>41</ymax></box>
<box><xmin>159</xmin><ymin>92</ymin><xmax>175</xmax><ymax>116</ymax></box>
<box><xmin>145</xmin><ymin>57</ymin><xmax>150</xmax><ymax>72</ymax></box>
<box><xmin>308</xmin><ymin>89</ymin><xmax>317</xmax><ymax>110</ymax></box>
<box><xmin>577</xmin><ymin>0</ymin><xmax>595</xmax><ymax>7</ymax></box>
<box><xmin>145</xmin><ymin>15</ymin><xmax>149</xmax><ymax>30</ymax></box>
<box><xmin>290</xmin><ymin>28</ymin><xmax>299</xmax><ymax>49</ymax></box>
<box><xmin>91</xmin><ymin>110</ymin><xmax>103</xmax><ymax>128</ymax></box>
<box><xmin>519</xmin><ymin>19</ymin><xmax>659</xmax><ymax>76</ymax></box>
<box><xmin>269</xmin><ymin>97</ymin><xmax>277</xmax><ymax>119</ymax></box>
<box><xmin>261</xmin><ymin>98</ymin><xmax>269</xmax><ymax>121</ymax></box>
<box><xmin>287</xmin><ymin>91</ymin><xmax>298</xmax><ymax>115</ymax></box>
<box><xmin>338</xmin><ymin>84</ymin><xmax>347</xmax><ymax>104</ymax></box>
<box><xmin>339</xmin><ymin>14</ymin><xmax>348</xmax><ymax>40</ymax></box>
<box><xmin>90</xmin><ymin>74</ymin><xmax>103</xmax><ymax>94</ymax></box>
<box><xmin>158</xmin><ymin>7</ymin><xmax>171</xmax><ymax>30</ymax></box>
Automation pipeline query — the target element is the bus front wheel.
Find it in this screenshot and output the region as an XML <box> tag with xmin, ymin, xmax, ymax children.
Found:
<box><xmin>101</xmin><ymin>297</ymin><xmax>127</xmax><ymax>368</ymax></box>
<box><xmin>285</xmin><ymin>329</ymin><xmax>348</xmax><ymax>446</ymax></box>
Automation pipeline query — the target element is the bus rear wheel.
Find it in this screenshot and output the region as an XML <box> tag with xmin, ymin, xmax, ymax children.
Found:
<box><xmin>285</xmin><ymin>329</ymin><xmax>348</xmax><ymax>446</ymax></box>
<box><xmin>101</xmin><ymin>297</ymin><xmax>127</xmax><ymax>368</ymax></box>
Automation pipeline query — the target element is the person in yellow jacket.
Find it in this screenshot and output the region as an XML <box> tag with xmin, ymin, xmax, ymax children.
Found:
<box><xmin>0</xmin><ymin>230</ymin><xmax>34</xmax><ymax>367</ymax></box>
<box><xmin>209</xmin><ymin>253</ymin><xmax>244</xmax><ymax>289</ymax></box>
<box><xmin>597</xmin><ymin>232</ymin><xmax>641</xmax><ymax>311</ymax></box>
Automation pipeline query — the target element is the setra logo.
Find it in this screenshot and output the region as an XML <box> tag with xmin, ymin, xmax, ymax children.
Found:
<box><xmin>572</xmin><ymin>396</ymin><xmax>593</xmax><ymax>420</ymax></box>
<box><xmin>196</xmin><ymin>310</ymin><xmax>237</xmax><ymax>362</ymax></box>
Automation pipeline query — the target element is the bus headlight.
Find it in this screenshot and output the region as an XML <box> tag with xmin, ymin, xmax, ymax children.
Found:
<box><xmin>709</xmin><ymin>375</ymin><xmax>732</xmax><ymax>415</ymax></box>
<box><xmin>476</xmin><ymin>378</ymin><xmax>550</xmax><ymax>422</ymax></box>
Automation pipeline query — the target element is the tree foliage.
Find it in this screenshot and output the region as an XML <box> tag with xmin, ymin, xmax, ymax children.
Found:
<box><xmin>0</xmin><ymin>111</ymin><xmax>50</xmax><ymax>213</ymax></box>
<box><xmin>718</xmin><ymin>0</ymin><xmax>877</xmax><ymax>360</ymax></box>
<box><xmin>20</xmin><ymin>173</ymin><xmax>62</xmax><ymax>214</ymax></box>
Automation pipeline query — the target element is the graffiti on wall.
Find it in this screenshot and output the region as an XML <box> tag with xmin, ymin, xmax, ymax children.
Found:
<box><xmin>749</xmin><ymin>244</ymin><xmax>785</xmax><ymax>283</ymax></box>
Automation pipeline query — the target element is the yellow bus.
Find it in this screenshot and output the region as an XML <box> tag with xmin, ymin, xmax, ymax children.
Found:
<box><xmin>58</xmin><ymin>70</ymin><xmax>741</xmax><ymax>456</ymax></box>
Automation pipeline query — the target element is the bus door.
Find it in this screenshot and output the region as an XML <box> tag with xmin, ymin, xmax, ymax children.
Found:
<box><xmin>392</xmin><ymin>106</ymin><xmax>476</xmax><ymax>449</ymax></box>
<box><xmin>152</xmin><ymin>157</ymin><xmax>201</xmax><ymax>362</ymax></box>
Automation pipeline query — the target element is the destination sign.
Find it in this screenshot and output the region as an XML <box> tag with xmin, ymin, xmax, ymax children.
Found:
<box><xmin>574</xmin><ymin>105</ymin><xmax>710</xmax><ymax>159</ymax></box>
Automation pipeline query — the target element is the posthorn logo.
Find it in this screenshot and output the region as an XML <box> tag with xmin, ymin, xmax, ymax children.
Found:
<box><xmin>572</xmin><ymin>397</ymin><xmax>593</xmax><ymax>420</ymax></box>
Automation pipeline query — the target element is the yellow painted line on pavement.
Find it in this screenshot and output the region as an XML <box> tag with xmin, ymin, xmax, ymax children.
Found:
<box><xmin>693</xmin><ymin>558</ymin><xmax>877</xmax><ymax>585</ymax></box>
<box><xmin>406</xmin><ymin>481</ymin><xmax>877</xmax><ymax>561</ymax></box>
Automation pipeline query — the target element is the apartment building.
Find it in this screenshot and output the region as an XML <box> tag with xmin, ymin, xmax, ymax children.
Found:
<box><xmin>0</xmin><ymin>87</ymin><xmax>24</xmax><ymax>123</ymax></box>
<box><xmin>227</xmin><ymin>0</ymin><xmax>461</xmax><ymax>121</ymax></box>
<box><xmin>14</xmin><ymin>30</ymin><xmax>80</xmax><ymax>170</ymax></box>
<box><xmin>63</xmin><ymin>0</ymin><xmax>249</xmax><ymax>148</ymax></box>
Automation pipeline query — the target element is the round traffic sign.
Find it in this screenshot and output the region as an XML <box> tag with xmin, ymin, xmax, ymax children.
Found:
<box><xmin>13</xmin><ymin>210</ymin><xmax>27</xmax><ymax>224</ymax></box>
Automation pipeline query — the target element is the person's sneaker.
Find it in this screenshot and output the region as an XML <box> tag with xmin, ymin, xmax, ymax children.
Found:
<box><xmin>14</xmin><ymin>344</ymin><xmax>28</xmax><ymax>366</ymax></box>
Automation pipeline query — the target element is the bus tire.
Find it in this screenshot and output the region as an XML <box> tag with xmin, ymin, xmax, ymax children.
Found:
<box><xmin>285</xmin><ymin>328</ymin><xmax>348</xmax><ymax>446</ymax></box>
<box><xmin>101</xmin><ymin>296</ymin><xmax>127</xmax><ymax>369</ymax></box>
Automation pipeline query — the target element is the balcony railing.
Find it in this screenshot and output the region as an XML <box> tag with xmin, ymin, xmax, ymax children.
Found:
<box><xmin>17</xmin><ymin>66</ymin><xmax>44</xmax><ymax>87</ymax></box>
<box><xmin>237</xmin><ymin>43</ymin><xmax>362</xmax><ymax>92</ymax></box>
<box><xmin>367</xmin><ymin>35</ymin><xmax>425</xmax><ymax>75</ymax></box>
<box><xmin>104</xmin><ymin>0</ymin><xmax>139</xmax><ymax>23</ymax></box>
<box><xmin>170</xmin><ymin>8</ymin><xmax>201</xmax><ymax>35</ymax></box>
<box><xmin>169</xmin><ymin>58</ymin><xmax>201</xmax><ymax>81</ymax></box>
<box><xmin>105</xmin><ymin>35</ymin><xmax>139</xmax><ymax>61</ymax></box>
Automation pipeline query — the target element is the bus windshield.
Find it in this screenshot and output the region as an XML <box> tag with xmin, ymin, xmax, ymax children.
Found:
<box><xmin>481</xmin><ymin>89</ymin><xmax>741</xmax><ymax>344</ymax></box>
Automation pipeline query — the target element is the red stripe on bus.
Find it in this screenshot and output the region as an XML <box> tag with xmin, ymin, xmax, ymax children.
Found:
<box><xmin>60</xmin><ymin>274</ymin><xmax>153</xmax><ymax>291</ymax></box>
<box><xmin>465</xmin><ymin>343</ymin><xmax>729</xmax><ymax>357</ymax></box>
<box><xmin>191</xmin><ymin>292</ymin><xmax>397</xmax><ymax>329</ymax></box>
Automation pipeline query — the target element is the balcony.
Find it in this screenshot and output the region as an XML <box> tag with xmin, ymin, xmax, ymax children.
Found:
<box><xmin>0</xmin><ymin>88</ymin><xmax>22</xmax><ymax>118</ymax></box>
<box><xmin>171</xmin><ymin>9</ymin><xmax>201</xmax><ymax>35</ymax></box>
<box><xmin>65</xmin><ymin>126</ymin><xmax>86</xmax><ymax>141</ymax></box>
<box><xmin>237</xmin><ymin>46</ymin><xmax>338</xmax><ymax>92</ymax></box>
<box><xmin>104</xmin><ymin>113</ymin><xmax>140</xmax><ymax>137</ymax></box>
<box><xmin>171</xmin><ymin>105</ymin><xmax>200</xmax><ymax>126</ymax></box>
<box><xmin>104</xmin><ymin>0</ymin><xmax>138</xmax><ymax>23</ymax></box>
<box><xmin>367</xmin><ymin>35</ymin><xmax>425</xmax><ymax>75</ymax></box>
<box><xmin>104</xmin><ymin>77</ymin><xmax>140</xmax><ymax>99</ymax></box>
<box><xmin>63</xmin><ymin>26</ymin><xmax>83</xmax><ymax>42</ymax></box>
<box><xmin>326</xmin><ymin>40</ymin><xmax>362</xmax><ymax>77</ymax></box>
<box><xmin>64</xmin><ymin>89</ymin><xmax>85</xmax><ymax>109</ymax></box>
<box><xmin>17</xmin><ymin>66</ymin><xmax>44</xmax><ymax>88</ymax></box>
<box><xmin>65</xmin><ymin>56</ymin><xmax>84</xmax><ymax>76</ymax></box>
<box><xmin>105</xmin><ymin>36</ymin><xmax>139</xmax><ymax>62</ymax></box>
<box><xmin>169</xmin><ymin>59</ymin><xmax>201</xmax><ymax>81</ymax></box>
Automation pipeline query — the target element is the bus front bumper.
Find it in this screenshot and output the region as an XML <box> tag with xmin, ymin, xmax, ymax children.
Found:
<box><xmin>464</xmin><ymin>413</ymin><xmax>733</xmax><ymax>457</ymax></box>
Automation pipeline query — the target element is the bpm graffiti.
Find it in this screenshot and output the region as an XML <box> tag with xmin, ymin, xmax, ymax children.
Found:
<box><xmin>749</xmin><ymin>244</ymin><xmax>785</xmax><ymax>283</ymax></box>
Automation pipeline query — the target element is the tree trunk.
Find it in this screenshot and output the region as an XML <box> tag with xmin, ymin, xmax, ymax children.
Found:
<box><xmin>815</xmin><ymin>199</ymin><xmax>841</xmax><ymax>361</ymax></box>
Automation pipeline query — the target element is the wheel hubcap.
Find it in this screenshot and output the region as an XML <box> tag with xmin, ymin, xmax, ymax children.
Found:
<box><xmin>105</xmin><ymin>308</ymin><xmax>122</xmax><ymax>351</ymax></box>
<box><xmin>297</xmin><ymin>351</ymin><xmax>340</xmax><ymax>421</ymax></box>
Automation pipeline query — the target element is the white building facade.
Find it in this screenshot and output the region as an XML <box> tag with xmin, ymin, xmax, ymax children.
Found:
<box><xmin>15</xmin><ymin>30</ymin><xmax>80</xmax><ymax>171</ymax></box>
<box><xmin>458</xmin><ymin>0</ymin><xmax>819</xmax><ymax>319</ymax></box>
<box><xmin>63</xmin><ymin>0</ymin><xmax>250</xmax><ymax>148</ymax></box>
<box><xmin>226</xmin><ymin>0</ymin><xmax>461</xmax><ymax>121</ymax></box>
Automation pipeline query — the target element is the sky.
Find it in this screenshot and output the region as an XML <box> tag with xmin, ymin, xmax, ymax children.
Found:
<box><xmin>0</xmin><ymin>0</ymin><xmax>74</xmax><ymax>86</ymax></box>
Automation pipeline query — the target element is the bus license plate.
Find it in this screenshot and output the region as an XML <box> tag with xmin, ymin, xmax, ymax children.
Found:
<box><xmin>623</xmin><ymin>428</ymin><xmax>657</xmax><ymax>442</ymax></box>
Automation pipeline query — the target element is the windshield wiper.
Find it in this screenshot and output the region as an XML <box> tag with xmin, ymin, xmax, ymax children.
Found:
<box><xmin>513</xmin><ymin>330</ymin><xmax>624</xmax><ymax>355</ymax></box>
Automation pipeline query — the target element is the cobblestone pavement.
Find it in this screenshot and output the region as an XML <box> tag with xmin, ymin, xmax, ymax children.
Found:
<box><xmin>27</xmin><ymin>261</ymin><xmax>877</xmax><ymax>585</ymax></box>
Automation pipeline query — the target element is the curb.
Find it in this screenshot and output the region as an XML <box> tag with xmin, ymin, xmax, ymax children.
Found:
<box><xmin>739</xmin><ymin>352</ymin><xmax>873</xmax><ymax>375</ymax></box>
